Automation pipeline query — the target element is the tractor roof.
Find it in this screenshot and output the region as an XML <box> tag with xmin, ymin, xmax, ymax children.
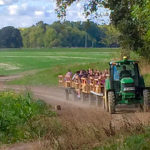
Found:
<box><xmin>110</xmin><ymin>56</ymin><xmax>139</xmax><ymax>65</ymax></box>
<box><xmin>110</xmin><ymin>59</ymin><xmax>138</xmax><ymax>65</ymax></box>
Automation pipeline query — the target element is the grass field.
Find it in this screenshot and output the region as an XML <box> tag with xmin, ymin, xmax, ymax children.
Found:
<box><xmin>0</xmin><ymin>48</ymin><xmax>119</xmax><ymax>75</ymax></box>
<box><xmin>1</xmin><ymin>48</ymin><xmax>149</xmax><ymax>86</ymax></box>
<box><xmin>0</xmin><ymin>48</ymin><xmax>120</xmax><ymax>85</ymax></box>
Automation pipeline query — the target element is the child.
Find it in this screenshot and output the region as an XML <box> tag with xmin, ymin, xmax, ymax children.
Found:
<box><xmin>65</xmin><ymin>69</ymin><xmax>72</xmax><ymax>81</ymax></box>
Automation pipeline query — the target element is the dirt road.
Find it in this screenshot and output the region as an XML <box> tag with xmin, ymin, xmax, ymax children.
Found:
<box><xmin>1</xmin><ymin>75</ymin><xmax>150</xmax><ymax>150</ymax></box>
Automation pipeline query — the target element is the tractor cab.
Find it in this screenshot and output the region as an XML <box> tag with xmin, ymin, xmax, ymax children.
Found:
<box><xmin>104</xmin><ymin>57</ymin><xmax>149</xmax><ymax>114</ymax></box>
<box><xmin>110</xmin><ymin>58</ymin><xmax>142</xmax><ymax>98</ymax></box>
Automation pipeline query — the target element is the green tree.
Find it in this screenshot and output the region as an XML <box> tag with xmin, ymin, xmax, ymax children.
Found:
<box><xmin>0</xmin><ymin>26</ymin><xmax>22</xmax><ymax>48</ymax></box>
<box><xmin>44</xmin><ymin>27</ymin><xmax>57</xmax><ymax>47</ymax></box>
<box><xmin>131</xmin><ymin>1</ymin><xmax>150</xmax><ymax>58</ymax></box>
<box><xmin>20</xmin><ymin>20</ymin><xmax>119</xmax><ymax>48</ymax></box>
<box><xmin>20</xmin><ymin>28</ymin><xmax>30</xmax><ymax>48</ymax></box>
<box><xmin>56</xmin><ymin>0</ymin><xmax>150</xmax><ymax>59</ymax></box>
<box><xmin>100</xmin><ymin>25</ymin><xmax>120</xmax><ymax>47</ymax></box>
<box><xmin>21</xmin><ymin>21</ymin><xmax>47</xmax><ymax>48</ymax></box>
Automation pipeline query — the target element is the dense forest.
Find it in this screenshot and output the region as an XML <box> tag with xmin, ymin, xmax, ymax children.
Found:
<box><xmin>0</xmin><ymin>21</ymin><xmax>120</xmax><ymax>48</ymax></box>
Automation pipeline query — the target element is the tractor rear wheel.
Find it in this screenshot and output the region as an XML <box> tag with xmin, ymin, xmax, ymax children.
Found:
<box><xmin>108</xmin><ymin>91</ymin><xmax>116</xmax><ymax>114</ymax></box>
<box><xmin>143</xmin><ymin>89</ymin><xmax>150</xmax><ymax>112</ymax></box>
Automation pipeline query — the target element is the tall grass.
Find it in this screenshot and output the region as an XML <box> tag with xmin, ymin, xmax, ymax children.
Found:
<box><xmin>0</xmin><ymin>91</ymin><xmax>59</xmax><ymax>144</ymax></box>
<box><xmin>38</xmin><ymin>106</ymin><xmax>150</xmax><ymax>150</ymax></box>
<box><xmin>94</xmin><ymin>129</ymin><xmax>150</xmax><ymax>150</ymax></box>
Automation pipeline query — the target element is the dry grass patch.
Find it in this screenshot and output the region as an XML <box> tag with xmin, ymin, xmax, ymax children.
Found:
<box><xmin>39</xmin><ymin>105</ymin><xmax>150</xmax><ymax>150</ymax></box>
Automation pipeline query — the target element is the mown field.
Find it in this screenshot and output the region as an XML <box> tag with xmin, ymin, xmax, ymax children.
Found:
<box><xmin>1</xmin><ymin>48</ymin><xmax>150</xmax><ymax>86</ymax></box>
<box><xmin>0</xmin><ymin>48</ymin><xmax>120</xmax><ymax>85</ymax></box>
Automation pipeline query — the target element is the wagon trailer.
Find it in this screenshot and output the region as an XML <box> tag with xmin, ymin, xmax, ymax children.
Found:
<box><xmin>89</xmin><ymin>78</ymin><xmax>104</xmax><ymax>106</ymax></box>
<box><xmin>58</xmin><ymin>75</ymin><xmax>80</xmax><ymax>101</ymax></box>
<box><xmin>58</xmin><ymin>74</ymin><xmax>104</xmax><ymax>106</ymax></box>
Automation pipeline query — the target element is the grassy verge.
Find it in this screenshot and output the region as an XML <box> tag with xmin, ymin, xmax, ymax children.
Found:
<box><xmin>129</xmin><ymin>51</ymin><xmax>150</xmax><ymax>87</ymax></box>
<box><xmin>0</xmin><ymin>91</ymin><xmax>61</xmax><ymax>145</ymax></box>
<box><xmin>8</xmin><ymin>61</ymin><xmax>109</xmax><ymax>86</ymax></box>
<box><xmin>143</xmin><ymin>74</ymin><xmax>150</xmax><ymax>87</ymax></box>
<box><xmin>39</xmin><ymin>110</ymin><xmax>150</xmax><ymax>150</ymax></box>
<box><xmin>94</xmin><ymin>128</ymin><xmax>150</xmax><ymax>150</ymax></box>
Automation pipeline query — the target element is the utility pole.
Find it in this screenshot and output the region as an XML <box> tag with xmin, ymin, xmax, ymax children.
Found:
<box><xmin>92</xmin><ymin>41</ymin><xmax>94</xmax><ymax>48</ymax></box>
<box><xmin>85</xmin><ymin>33</ymin><xmax>88</xmax><ymax>48</ymax></box>
<box><xmin>84</xmin><ymin>19</ymin><xmax>90</xmax><ymax>48</ymax></box>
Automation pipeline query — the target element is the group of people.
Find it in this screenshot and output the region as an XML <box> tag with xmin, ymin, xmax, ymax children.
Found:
<box><xmin>65</xmin><ymin>68</ymin><xmax>109</xmax><ymax>86</ymax></box>
<box><xmin>64</xmin><ymin>69</ymin><xmax>109</xmax><ymax>98</ymax></box>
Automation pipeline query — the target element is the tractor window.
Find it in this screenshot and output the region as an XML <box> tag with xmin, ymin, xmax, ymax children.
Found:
<box><xmin>113</xmin><ymin>66</ymin><xmax>119</xmax><ymax>81</ymax></box>
<box><xmin>113</xmin><ymin>62</ymin><xmax>138</xmax><ymax>81</ymax></box>
<box><xmin>119</xmin><ymin>64</ymin><xmax>135</xmax><ymax>78</ymax></box>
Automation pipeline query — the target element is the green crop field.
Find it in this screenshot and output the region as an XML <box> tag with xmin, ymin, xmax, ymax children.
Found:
<box><xmin>0</xmin><ymin>48</ymin><xmax>120</xmax><ymax>85</ymax></box>
<box><xmin>0</xmin><ymin>48</ymin><xmax>119</xmax><ymax>75</ymax></box>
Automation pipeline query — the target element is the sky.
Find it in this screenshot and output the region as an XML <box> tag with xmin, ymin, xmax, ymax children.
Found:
<box><xmin>0</xmin><ymin>0</ymin><xmax>110</xmax><ymax>29</ymax></box>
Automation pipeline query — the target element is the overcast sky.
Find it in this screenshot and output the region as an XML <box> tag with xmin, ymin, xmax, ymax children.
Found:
<box><xmin>0</xmin><ymin>0</ymin><xmax>110</xmax><ymax>29</ymax></box>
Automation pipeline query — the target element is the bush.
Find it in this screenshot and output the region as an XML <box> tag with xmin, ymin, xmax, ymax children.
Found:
<box><xmin>0</xmin><ymin>91</ymin><xmax>57</xmax><ymax>144</ymax></box>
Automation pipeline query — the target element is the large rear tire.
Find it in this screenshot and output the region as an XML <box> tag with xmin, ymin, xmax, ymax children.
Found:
<box><xmin>143</xmin><ymin>89</ymin><xmax>150</xmax><ymax>112</ymax></box>
<box><xmin>108</xmin><ymin>91</ymin><xmax>116</xmax><ymax>114</ymax></box>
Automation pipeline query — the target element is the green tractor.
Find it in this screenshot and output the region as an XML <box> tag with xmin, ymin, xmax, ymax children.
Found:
<box><xmin>104</xmin><ymin>56</ymin><xmax>150</xmax><ymax>114</ymax></box>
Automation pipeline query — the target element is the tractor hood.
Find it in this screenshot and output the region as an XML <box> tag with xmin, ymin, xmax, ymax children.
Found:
<box><xmin>121</xmin><ymin>77</ymin><xmax>134</xmax><ymax>84</ymax></box>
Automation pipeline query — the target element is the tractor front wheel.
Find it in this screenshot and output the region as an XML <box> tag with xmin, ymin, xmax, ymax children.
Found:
<box><xmin>143</xmin><ymin>89</ymin><xmax>150</xmax><ymax>112</ymax></box>
<box><xmin>108</xmin><ymin>91</ymin><xmax>116</xmax><ymax>114</ymax></box>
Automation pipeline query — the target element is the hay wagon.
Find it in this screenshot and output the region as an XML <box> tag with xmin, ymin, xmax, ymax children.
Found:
<box><xmin>58</xmin><ymin>74</ymin><xmax>106</xmax><ymax>106</ymax></box>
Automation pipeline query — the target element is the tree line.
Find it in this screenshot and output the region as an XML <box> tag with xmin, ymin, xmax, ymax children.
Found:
<box><xmin>56</xmin><ymin>0</ymin><xmax>150</xmax><ymax>59</ymax></box>
<box><xmin>0</xmin><ymin>21</ymin><xmax>120</xmax><ymax>48</ymax></box>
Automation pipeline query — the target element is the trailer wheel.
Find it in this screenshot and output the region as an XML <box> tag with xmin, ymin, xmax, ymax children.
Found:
<box><xmin>65</xmin><ymin>89</ymin><xmax>69</xmax><ymax>100</ymax></box>
<box><xmin>143</xmin><ymin>89</ymin><xmax>150</xmax><ymax>112</ymax></box>
<box><xmin>89</xmin><ymin>93</ymin><xmax>93</xmax><ymax>105</ymax></box>
<box><xmin>96</xmin><ymin>95</ymin><xmax>102</xmax><ymax>106</ymax></box>
<box><xmin>81</xmin><ymin>93</ymin><xmax>86</xmax><ymax>102</ymax></box>
<box><xmin>104</xmin><ymin>89</ymin><xmax>109</xmax><ymax>112</ymax></box>
<box><xmin>108</xmin><ymin>91</ymin><xmax>115</xmax><ymax>114</ymax></box>
<box><xmin>73</xmin><ymin>90</ymin><xmax>77</xmax><ymax>101</ymax></box>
